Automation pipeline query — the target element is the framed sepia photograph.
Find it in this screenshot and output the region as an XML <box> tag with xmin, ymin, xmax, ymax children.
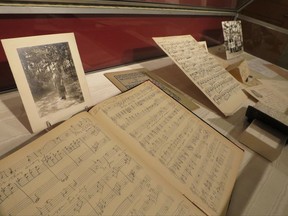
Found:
<box><xmin>2</xmin><ymin>33</ymin><xmax>93</xmax><ymax>133</ymax></box>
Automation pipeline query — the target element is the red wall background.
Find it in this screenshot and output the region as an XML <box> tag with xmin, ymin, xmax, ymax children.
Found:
<box><xmin>0</xmin><ymin>14</ymin><xmax>232</xmax><ymax>91</ymax></box>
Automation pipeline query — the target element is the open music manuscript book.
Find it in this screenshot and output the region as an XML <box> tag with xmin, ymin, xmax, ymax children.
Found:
<box><xmin>0</xmin><ymin>81</ymin><xmax>243</xmax><ymax>216</ymax></box>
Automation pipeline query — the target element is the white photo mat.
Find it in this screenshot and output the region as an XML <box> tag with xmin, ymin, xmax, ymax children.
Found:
<box><xmin>2</xmin><ymin>33</ymin><xmax>92</xmax><ymax>133</ymax></box>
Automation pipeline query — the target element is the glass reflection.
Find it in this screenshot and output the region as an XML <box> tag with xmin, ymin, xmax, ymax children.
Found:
<box><xmin>4</xmin><ymin>0</ymin><xmax>252</xmax><ymax>10</ymax></box>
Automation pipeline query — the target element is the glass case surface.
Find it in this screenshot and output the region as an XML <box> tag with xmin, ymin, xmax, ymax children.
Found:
<box><xmin>239</xmin><ymin>0</ymin><xmax>288</xmax><ymax>70</ymax></box>
<box><xmin>1</xmin><ymin>0</ymin><xmax>251</xmax><ymax>10</ymax></box>
<box><xmin>0</xmin><ymin>1</ymin><xmax>240</xmax><ymax>91</ymax></box>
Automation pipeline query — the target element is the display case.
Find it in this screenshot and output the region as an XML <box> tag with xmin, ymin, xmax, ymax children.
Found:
<box><xmin>0</xmin><ymin>0</ymin><xmax>254</xmax><ymax>92</ymax></box>
<box><xmin>1</xmin><ymin>0</ymin><xmax>287</xmax><ymax>92</ymax></box>
<box><xmin>1</xmin><ymin>2</ymin><xmax>288</xmax><ymax>216</ymax></box>
<box><xmin>239</xmin><ymin>0</ymin><xmax>288</xmax><ymax>70</ymax></box>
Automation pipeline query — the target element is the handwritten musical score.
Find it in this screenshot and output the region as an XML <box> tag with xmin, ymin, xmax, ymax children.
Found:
<box><xmin>91</xmin><ymin>81</ymin><xmax>243</xmax><ymax>215</ymax></box>
<box><xmin>153</xmin><ymin>35</ymin><xmax>247</xmax><ymax>116</ymax></box>
<box><xmin>0</xmin><ymin>112</ymin><xmax>202</xmax><ymax>216</ymax></box>
<box><xmin>245</xmin><ymin>83</ymin><xmax>288</xmax><ymax>114</ymax></box>
<box><xmin>1</xmin><ymin>81</ymin><xmax>242</xmax><ymax>216</ymax></box>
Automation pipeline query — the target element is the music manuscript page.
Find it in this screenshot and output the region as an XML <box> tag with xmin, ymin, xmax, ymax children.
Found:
<box><xmin>90</xmin><ymin>81</ymin><xmax>244</xmax><ymax>215</ymax></box>
<box><xmin>0</xmin><ymin>82</ymin><xmax>243</xmax><ymax>216</ymax></box>
<box><xmin>153</xmin><ymin>35</ymin><xmax>247</xmax><ymax>116</ymax></box>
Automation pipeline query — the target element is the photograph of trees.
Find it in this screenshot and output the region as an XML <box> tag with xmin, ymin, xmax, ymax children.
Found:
<box><xmin>17</xmin><ymin>42</ymin><xmax>84</xmax><ymax>118</ymax></box>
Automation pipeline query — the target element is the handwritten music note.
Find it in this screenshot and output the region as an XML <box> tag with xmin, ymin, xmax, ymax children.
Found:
<box><xmin>153</xmin><ymin>35</ymin><xmax>247</xmax><ymax>116</ymax></box>
<box><xmin>0</xmin><ymin>112</ymin><xmax>201</xmax><ymax>216</ymax></box>
<box><xmin>92</xmin><ymin>81</ymin><xmax>243</xmax><ymax>215</ymax></box>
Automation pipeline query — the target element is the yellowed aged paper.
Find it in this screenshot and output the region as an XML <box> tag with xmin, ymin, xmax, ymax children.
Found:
<box><xmin>104</xmin><ymin>68</ymin><xmax>150</xmax><ymax>92</ymax></box>
<box><xmin>226</xmin><ymin>60</ymin><xmax>250</xmax><ymax>83</ymax></box>
<box><xmin>245</xmin><ymin>83</ymin><xmax>288</xmax><ymax>114</ymax></box>
<box><xmin>90</xmin><ymin>81</ymin><xmax>244</xmax><ymax>216</ymax></box>
<box><xmin>147</xmin><ymin>64</ymin><xmax>218</xmax><ymax>114</ymax></box>
<box><xmin>0</xmin><ymin>111</ymin><xmax>203</xmax><ymax>216</ymax></box>
<box><xmin>153</xmin><ymin>35</ymin><xmax>247</xmax><ymax>116</ymax></box>
<box><xmin>145</xmin><ymin>70</ymin><xmax>199</xmax><ymax>112</ymax></box>
<box><xmin>105</xmin><ymin>68</ymin><xmax>199</xmax><ymax>112</ymax></box>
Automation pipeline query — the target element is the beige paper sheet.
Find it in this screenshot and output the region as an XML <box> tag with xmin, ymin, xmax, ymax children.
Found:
<box><xmin>90</xmin><ymin>81</ymin><xmax>244</xmax><ymax>215</ymax></box>
<box><xmin>153</xmin><ymin>35</ymin><xmax>247</xmax><ymax>116</ymax></box>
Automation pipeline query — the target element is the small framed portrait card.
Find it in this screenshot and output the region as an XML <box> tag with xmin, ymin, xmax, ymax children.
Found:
<box><xmin>222</xmin><ymin>20</ymin><xmax>244</xmax><ymax>59</ymax></box>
